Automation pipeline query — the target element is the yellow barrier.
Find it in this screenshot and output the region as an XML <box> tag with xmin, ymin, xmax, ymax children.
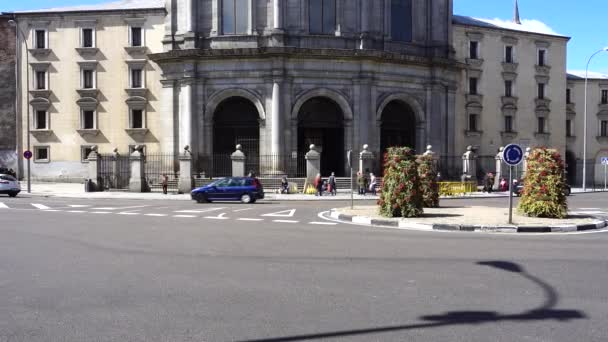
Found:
<box><xmin>438</xmin><ymin>181</ymin><xmax>478</xmax><ymax>196</ymax></box>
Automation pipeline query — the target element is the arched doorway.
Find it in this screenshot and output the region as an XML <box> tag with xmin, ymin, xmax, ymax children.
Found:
<box><xmin>297</xmin><ymin>97</ymin><xmax>345</xmax><ymax>176</ymax></box>
<box><xmin>565</xmin><ymin>150</ymin><xmax>577</xmax><ymax>186</ymax></box>
<box><xmin>380</xmin><ymin>100</ymin><xmax>417</xmax><ymax>153</ymax></box>
<box><xmin>213</xmin><ymin>97</ymin><xmax>260</xmax><ymax>175</ymax></box>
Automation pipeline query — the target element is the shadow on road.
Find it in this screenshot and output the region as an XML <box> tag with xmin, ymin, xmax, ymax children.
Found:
<box><xmin>238</xmin><ymin>261</ymin><xmax>586</xmax><ymax>342</ymax></box>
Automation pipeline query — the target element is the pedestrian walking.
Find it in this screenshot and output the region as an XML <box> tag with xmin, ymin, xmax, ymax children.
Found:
<box><xmin>314</xmin><ymin>173</ymin><xmax>323</xmax><ymax>196</ymax></box>
<box><xmin>328</xmin><ymin>172</ymin><xmax>337</xmax><ymax>196</ymax></box>
<box><xmin>369</xmin><ymin>172</ymin><xmax>377</xmax><ymax>196</ymax></box>
<box><xmin>161</xmin><ymin>173</ymin><xmax>168</xmax><ymax>194</ymax></box>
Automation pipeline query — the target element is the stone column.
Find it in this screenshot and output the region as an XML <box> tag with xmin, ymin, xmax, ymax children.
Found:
<box><xmin>305</xmin><ymin>144</ymin><xmax>321</xmax><ymax>185</ymax></box>
<box><xmin>178</xmin><ymin>145</ymin><xmax>193</xmax><ymax>194</ymax></box>
<box><xmin>231</xmin><ymin>144</ymin><xmax>246</xmax><ymax>177</ymax></box>
<box><xmin>462</xmin><ymin>146</ymin><xmax>477</xmax><ymax>181</ymax></box>
<box><xmin>273</xmin><ymin>0</ymin><xmax>282</xmax><ymax>30</ymax></box>
<box><xmin>523</xmin><ymin>147</ymin><xmax>532</xmax><ymax>176</ymax></box>
<box><xmin>359</xmin><ymin>144</ymin><xmax>374</xmax><ymax>175</ymax></box>
<box><xmin>179</xmin><ymin>79</ymin><xmax>193</xmax><ymax>153</ymax></box>
<box><xmin>359</xmin><ymin>0</ymin><xmax>372</xmax><ymax>49</ymax></box>
<box><xmin>160</xmin><ymin>80</ymin><xmax>176</xmax><ymax>154</ymax></box>
<box><xmin>129</xmin><ymin>145</ymin><xmax>149</xmax><ymax>193</ymax></box>
<box><xmin>87</xmin><ymin>145</ymin><xmax>100</xmax><ymax>192</ymax></box>
<box><xmin>495</xmin><ymin>147</ymin><xmax>505</xmax><ymax>189</ymax></box>
<box><xmin>270</xmin><ymin>78</ymin><xmax>284</xmax><ymax>174</ymax></box>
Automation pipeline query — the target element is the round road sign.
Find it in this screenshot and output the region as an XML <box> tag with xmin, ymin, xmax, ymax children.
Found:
<box><xmin>23</xmin><ymin>150</ymin><xmax>33</xmax><ymax>160</ymax></box>
<box><xmin>503</xmin><ymin>144</ymin><xmax>523</xmax><ymax>166</ymax></box>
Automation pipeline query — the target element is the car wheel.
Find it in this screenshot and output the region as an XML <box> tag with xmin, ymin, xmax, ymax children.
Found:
<box><xmin>8</xmin><ymin>192</ymin><xmax>17</xmax><ymax>198</ymax></box>
<box><xmin>240</xmin><ymin>193</ymin><xmax>252</xmax><ymax>204</ymax></box>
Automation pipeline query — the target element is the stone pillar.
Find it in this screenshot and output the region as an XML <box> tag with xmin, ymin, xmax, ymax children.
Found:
<box><xmin>359</xmin><ymin>0</ymin><xmax>372</xmax><ymax>49</ymax></box>
<box><xmin>160</xmin><ymin>80</ymin><xmax>176</xmax><ymax>155</ymax></box>
<box><xmin>273</xmin><ymin>0</ymin><xmax>282</xmax><ymax>30</ymax></box>
<box><xmin>423</xmin><ymin>145</ymin><xmax>438</xmax><ymax>172</ymax></box>
<box><xmin>270</xmin><ymin>79</ymin><xmax>284</xmax><ymax>174</ymax></box>
<box><xmin>523</xmin><ymin>147</ymin><xmax>532</xmax><ymax>176</ymax></box>
<box><xmin>231</xmin><ymin>144</ymin><xmax>246</xmax><ymax>177</ymax></box>
<box><xmin>178</xmin><ymin>145</ymin><xmax>193</xmax><ymax>194</ymax></box>
<box><xmin>179</xmin><ymin>79</ymin><xmax>193</xmax><ymax>153</ymax></box>
<box><xmin>462</xmin><ymin>146</ymin><xmax>477</xmax><ymax>181</ymax></box>
<box><xmin>129</xmin><ymin>145</ymin><xmax>149</xmax><ymax>193</ymax></box>
<box><xmin>305</xmin><ymin>144</ymin><xmax>321</xmax><ymax>185</ymax></box>
<box><xmin>112</xmin><ymin>148</ymin><xmax>120</xmax><ymax>189</ymax></box>
<box><xmin>495</xmin><ymin>147</ymin><xmax>505</xmax><ymax>189</ymax></box>
<box><xmin>87</xmin><ymin>145</ymin><xmax>100</xmax><ymax>192</ymax></box>
<box><xmin>359</xmin><ymin>144</ymin><xmax>374</xmax><ymax>175</ymax></box>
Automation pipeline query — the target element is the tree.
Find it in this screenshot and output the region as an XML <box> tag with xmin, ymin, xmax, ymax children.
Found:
<box><xmin>518</xmin><ymin>148</ymin><xmax>567</xmax><ymax>218</ymax></box>
<box><xmin>378</xmin><ymin>147</ymin><xmax>423</xmax><ymax>218</ymax></box>
<box><xmin>417</xmin><ymin>155</ymin><xmax>440</xmax><ymax>208</ymax></box>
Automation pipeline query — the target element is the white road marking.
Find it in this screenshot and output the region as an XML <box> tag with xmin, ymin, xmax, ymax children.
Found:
<box><xmin>578</xmin><ymin>208</ymin><xmax>601</xmax><ymax>210</ymax></box>
<box><xmin>309</xmin><ymin>222</ymin><xmax>338</xmax><ymax>226</ymax></box>
<box><xmin>233</xmin><ymin>208</ymin><xmax>254</xmax><ymax>212</ymax></box>
<box><xmin>145</xmin><ymin>214</ymin><xmax>168</xmax><ymax>217</ymax></box>
<box><xmin>67</xmin><ymin>210</ymin><xmax>86</xmax><ymax>213</ymax></box>
<box><xmin>205</xmin><ymin>213</ymin><xmax>228</xmax><ymax>220</ymax></box>
<box><xmin>92</xmin><ymin>207</ymin><xmax>118</xmax><ymax>210</ymax></box>
<box><xmin>91</xmin><ymin>212</ymin><xmax>112</xmax><ymax>214</ymax></box>
<box><xmin>273</xmin><ymin>220</ymin><xmax>299</xmax><ymax>224</ymax></box>
<box><xmin>0</xmin><ymin>202</ymin><xmax>8</xmax><ymax>209</ymax></box>
<box><xmin>93</xmin><ymin>205</ymin><xmax>148</xmax><ymax>211</ymax></box>
<box><xmin>173</xmin><ymin>215</ymin><xmax>196</xmax><ymax>218</ymax></box>
<box><xmin>32</xmin><ymin>203</ymin><xmax>50</xmax><ymax>210</ymax></box>
<box><xmin>43</xmin><ymin>209</ymin><xmax>62</xmax><ymax>212</ymax></box>
<box><xmin>175</xmin><ymin>208</ymin><xmax>225</xmax><ymax>214</ymax></box>
<box><xmin>262</xmin><ymin>209</ymin><xmax>296</xmax><ymax>217</ymax></box>
<box><xmin>68</xmin><ymin>205</ymin><xmax>91</xmax><ymax>208</ymax></box>
<box><xmin>237</xmin><ymin>218</ymin><xmax>264</xmax><ymax>221</ymax></box>
<box><xmin>118</xmin><ymin>212</ymin><xmax>140</xmax><ymax>216</ymax></box>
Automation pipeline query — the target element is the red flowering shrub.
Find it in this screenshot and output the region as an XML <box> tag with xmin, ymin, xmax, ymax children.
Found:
<box><xmin>417</xmin><ymin>155</ymin><xmax>439</xmax><ymax>208</ymax></box>
<box><xmin>378</xmin><ymin>147</ymin><xmax>423</xmax><ymax>218</ymax></box>
<box><xmin>518</xmin><ymin>148</ymin><xmax>568</xmax><ymax>218</ymax></box>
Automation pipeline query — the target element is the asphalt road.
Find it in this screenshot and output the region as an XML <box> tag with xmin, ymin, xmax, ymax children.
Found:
<box><xmin>1</xmin><ymin>193</ymin><xmax>607</xmax><ymax>342</ymax></box>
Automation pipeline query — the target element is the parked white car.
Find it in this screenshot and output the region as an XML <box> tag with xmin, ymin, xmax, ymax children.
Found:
<box><xmin>0</xmin><ymin>174</ymin><xmax>21</xmax><ymax>197</ymax></box>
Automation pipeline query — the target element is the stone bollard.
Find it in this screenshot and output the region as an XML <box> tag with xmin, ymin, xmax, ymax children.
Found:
<box><xmin>462</xmin><ymin>145</ymin><xmax>477</xmax><ymax>181</ymax></box>
<box><xmin>305</xmin><ymin>144</ymin><xmax>321</xmax><ymax>186</ymax></box>
<box><xmin>87</xmin><ymin>145</ymin><xmax>100</xmax><ymax>191</ymax></box>
<box><xmin>178</xmin><ymin>145</ymin><xmax>194</xmax><ymax>194</ymax></box>
<box><xmin>129</xmin><ymin>145</ymin><xmax>149</xmax><ymax>192</ymax></box>
<box><xmin>359</xmin><ymin>144</ymin><xmax>374</xmax><ymax>176</ymax></box>
<box><xmin>231</xmin><ymin>144</ymin><xmax>246</xmax><ymax>177</ymax></box>
<box><xmin>494</xmin><ymin>147</ymin><xmax>504</xmax><ymax>190</ymax></box>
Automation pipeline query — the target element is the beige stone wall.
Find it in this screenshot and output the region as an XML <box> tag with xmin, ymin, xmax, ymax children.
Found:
<box><xmin>16</xmin><ymin>10</ymin><xmax>165</xmax><ymax>180</ymax></box>
<box><xmin>453</xmin><ymin>24</ymin><xmax>569</xmax><ymax>160</ymax></box>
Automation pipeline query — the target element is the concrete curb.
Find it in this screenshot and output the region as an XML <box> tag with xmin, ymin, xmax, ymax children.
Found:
<box><xmin>328</xmin><ymin>210</ymin><xmax>608</xmax><ymax>233</ymax></box>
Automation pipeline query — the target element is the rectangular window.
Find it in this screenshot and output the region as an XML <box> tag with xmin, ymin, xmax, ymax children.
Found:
<box><xmin>81</xmin><ymin>146</ymin><xmax>94</xmax><ymax>162</ymax></box>
<box><xmin>538</xmin><ymin>83</ymin><xmax>545</xmax><ymax>99</ymax></box>
<box><xmin>82</xmin><ymin>70</ymin><xmax>94</xmax><ymax>89</ymax></box>
<box><xmin>82</xmin><ymin>110</ymin><xmax>95</xmax><ymax>129</ymax></box>
<box><xmin>504</xmin><ymin>116</ymin><xmax>513</xmax><ymax>133</ymax></box>
<box><xmin>468</xmin><ymin>114</ymin><xmax>478</xmax><ymax>132</ymax></box>
<box><xmin>504</xmin><ymin>80</ymin><xmax>512</xmax><ymax>97</ymax></box>
<box><xmin>35</xmin><ymin>71</ymin><xmax>46</xmax><ymax>90</ymax></box>
<box><xmin>566</xmin><ymin>119</ymin><xmax>572</xmax><ymax>137</ymax></box>
<box><xmin>310</xmin><ymin>0</ymin><xmax>337</xmax><ymax>35</ymax></box>
<box><xmin>82</xmin><ymin>28</ymin><xmax>94</xmax><ymax>48</ymax></box>
<box><xmin>131</xmin><ymin>69</ymin><xmax>143</xmax><ymax>88</ymax></box>
<box><xmin>131</xmin><ymin>27</ymin><xmax>143</xmax><ymax>47</ymax></box>
<box><xmin>390</xmin><ymin>0</ymin><xmax>412</xmax><ymax>42</ymax></box>
<box><xmin>602</xmin><ymin>121</ymin><xmax>608</xmax><ymax>137</ymax></box>
<box><xmin>222</xmin><ymin>0</ymin><xmax>249</xmax><ymax>35</ymax></box>
<box><xmin>34</xmin><ymin>146</ymin><xmax>49</xmax><ymax>162</ymax></box>
<box><xmin>469</xmin><ymin>77</ymin><xmax>478</xmax><ymax>95</ymax></box>
<box><xmin>566</xmin><ymin>89</ymin><xmax>571</xmax><ymax>104</ymax></box>
<box><xmin>505</xmin><ymin>45</ymin><xmax>513</xmax><ymax>63</ymax></box>
<box><xmin>35</xmin><ymin>110</ymin><xmax>47</xmax><ymax>130</ymax></box>
<box><xmin>469</xmin><ymin>41</ymin><xmax>479</xmax><ymax>59</ymax></box>
<box><xmin>131</xmin><ymin>109</ymin><xmax>144</xmax><ymax>129</ymax></box>
<box><xmin>538</xmin><ymin>49</ymin><xmax>546</xmax><ymax>66</ymax></box>
<box><xmin>35</xmin><ymin>30</ymin><xmax>46</xmax><ymax>49</ymax></box>
<box><xmin>602</xmin><ymin>90</ymin><xmax>608</xmax><ymax>104</ymax></box>
<box><xmin>538</xmin><ymin>117</ymin><xmax>546</xmax><ymax>134</ymax></box>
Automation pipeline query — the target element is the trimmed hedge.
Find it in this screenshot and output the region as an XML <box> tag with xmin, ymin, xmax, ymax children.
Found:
<box><xmin>378</xmin><ymin>147</ymin><xmax>423</xmax><ymax>218</ymax></box>
<box><xmin>417</xmin><ymin>155</ymin><xmax>440</xmax><ymax>208</ymax></box>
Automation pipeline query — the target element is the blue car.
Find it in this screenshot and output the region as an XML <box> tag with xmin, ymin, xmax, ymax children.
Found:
<box><xmin>191</xmin><ymin>177</ymin><xmax>265</xmax><ymax>204</ymax></box>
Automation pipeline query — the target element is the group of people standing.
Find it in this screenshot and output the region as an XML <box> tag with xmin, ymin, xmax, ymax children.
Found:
<box><xmin>357</xmin><ymin>170</ymin><xmax>377</xmax><ymax>196</ymax></box>
<box><xmin>314</xmin><ymin>172</ymin><xmax>338</xmax><ymax>196</ymax></box>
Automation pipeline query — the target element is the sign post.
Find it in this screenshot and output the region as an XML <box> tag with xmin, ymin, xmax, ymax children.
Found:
<box><xmin>347</xmin><ymin>150</ymin><xmax>353</xmax><ymax>209</ymax></box>
<box><xmin>503</xmin><ymin>144</ymin><xmax>524</xmax><ymax>224</ymax></box>
<box><xmin>23</xmin><ymin>150</ymin><xmax>32</xmax><ymax>194</ymax></box>
<box><xmin>602</xmin><ymin>157</ymin><xmax>608</xmax><ymax>191</ymax></box>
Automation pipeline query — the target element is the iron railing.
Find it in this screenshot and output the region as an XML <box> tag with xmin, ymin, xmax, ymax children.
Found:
<box><xmin>97</xmin><ymin>154</ymin><xmax>130</xmax><ymax>190</ymax></box>
<box><xmin>144</xmin><ymin>153</ymin><xmax>179</xmax><ymax>192</ymax></box>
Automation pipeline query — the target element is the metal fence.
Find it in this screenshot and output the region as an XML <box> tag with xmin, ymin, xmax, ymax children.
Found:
<box><xmin>97</xmin><ymin>154</ymin><xmax>130</xmax><ymax>190</ymax></box>
<box><xmin>196</xmin><ymin>154</ymin><xmax>232</xmax><ymax>178</ymax></box>
<box><xmin>195</xmin><ymin>153</ymin><xmax>307</xmax><ymax>178</ymax></box>
<box><xmin>144</xmin><ymin>153</ymin><xmax>179</xmax><ymax>192</ymax></box>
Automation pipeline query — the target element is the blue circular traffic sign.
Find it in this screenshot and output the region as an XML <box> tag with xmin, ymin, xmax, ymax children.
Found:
<box><xmin>23</xmin><ymin>150</ymin><xmax>33</xmax><ymax>160</ymax></box>
<box><xmin>503</xmin><ymin>144</ymin><xmax>523</xmax><ymax>166</ymax></box>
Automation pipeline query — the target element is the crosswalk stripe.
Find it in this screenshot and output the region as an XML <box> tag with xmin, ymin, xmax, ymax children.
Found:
<box><xmin>145</xmin><ymin>214</ymin><xmax>168</xmax><ymax>217</ymax></box>
<box><xmin>237</xmin><ymin>218</ymin><xmax>264</xmax><ymax>221</ymax></box>
<box><xmin>67</xmin><ymin>210</ymin><xmax>86</xmax><ymax>213</ymax></box>
<box><xmin>43</xmin><ymin>209</ymin><xmax>62</xmax><ymax>212</ymax></box>
<box><xmin>273</xmin><ymin>220</ymin><xmax>299</xmax><ymax>224</ymax></box>
<box><xmin>91</xmin><ymin>212</ymin><xmax>112</xmax><ymax>214</ymax></box>
<box><xmin>175</xmin><ymin>208</ymin><xmax>225</xmax><ymax>214</ymax></box>
<box><xmin>0</xmin><ymin>202</ymin><xmax>8</xmax><ymax>209</ymax></box>
<box><xmin>309</xmin><ymin>222</ymin><xmax>338</xmax><ymax>225</ymax></box>
<box><xmin>118</xmin><ymin>212</ymin><xmax>140</xmax><ymax>216</ymax></box>
<box><xmin>69</xmin><ymin>205</ymin><xmax>91</xmax><ymax>208</ymax></box>
<box><xmin>173</xmin><ymin>215</ymin><xmax>196</xmax><ymax>218</ymax></box>
<box><xmin>32</xmin><ymin>203</ymin><xmax>50</xmax><ymax>210</ymax></box>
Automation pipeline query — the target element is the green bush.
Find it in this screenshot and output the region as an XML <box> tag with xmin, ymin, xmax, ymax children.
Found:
<box><xmin>417</xmin><ymin>155</ymin><xmax>440</xmax><ymax>208</ymax></box>
<box><xmin>378</xmin><ymin>147</ymin><xmax>423</xmax><ymax>218</ymax></box>
<box><xmin>518</xmin><ymin>148</ymin><xmax>568</xmax><ymax>218</ymax></box>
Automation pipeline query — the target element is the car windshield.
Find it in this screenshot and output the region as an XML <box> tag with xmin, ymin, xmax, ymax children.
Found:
<box><xmin>0</xmin><ymin>175</ymin><xmax>16</xmax><ymax>181</ymax></box>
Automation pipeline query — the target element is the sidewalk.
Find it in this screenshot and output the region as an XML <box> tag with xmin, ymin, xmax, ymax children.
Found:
<box><xmin>21</xmin><ymin>182</ymin><xmax>608</xmax><ymax>201</ymax></box>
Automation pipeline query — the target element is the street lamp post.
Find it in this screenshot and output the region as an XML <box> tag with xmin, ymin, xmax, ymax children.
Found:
<box><xmin>8</xmin><ymin>19</ymin><xmax>31</xmax><ymax>193</ymax></box>
<box><xmin>583</xmin><ymin>48</ymin><xmax>608</xmax><ymax>192</ymax></box>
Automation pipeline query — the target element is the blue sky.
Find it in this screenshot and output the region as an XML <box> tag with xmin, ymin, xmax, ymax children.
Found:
<box><xmin>4</xmin><ymin>0</ymin><xmax>608</xmax><ymax>73</ymax></box>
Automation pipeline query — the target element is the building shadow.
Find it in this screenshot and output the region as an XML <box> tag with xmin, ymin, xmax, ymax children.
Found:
<box><xmin>238</xmin><ymin>261</ymin><xmax>586</xmax><ymax>342</ymax></box>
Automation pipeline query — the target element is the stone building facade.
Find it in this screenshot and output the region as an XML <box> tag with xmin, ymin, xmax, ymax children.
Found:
<box><xmin>151</xmin><ymin>0</ymin><xmax>459</xmax><ymax>176</ymax></box>
<box><xmin>12</xmin><ymin>2</ymin><xmax>166</xmax><ymax>181</ymax></box>
<box><xmin>0</xmin><ymin>15</ymin><xmax>17</xmax><ymax>171</ymax></box>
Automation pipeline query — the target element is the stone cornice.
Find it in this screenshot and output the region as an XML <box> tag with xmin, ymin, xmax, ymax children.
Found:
<box><xmin>149</xmin><ymin>47</ymin><xmax>461</xmax><ymax>70</ymax></box>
